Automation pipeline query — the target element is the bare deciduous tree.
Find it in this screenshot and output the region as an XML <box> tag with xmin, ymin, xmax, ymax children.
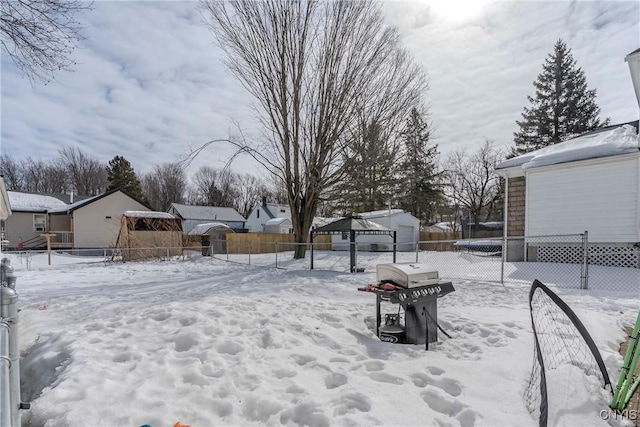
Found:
<box><xmin>201</xmin><ymin>0</ymin><xmax>426</xmax><ymax>258</ymax></box>
<box><xmin>189</xmin><ymin>166</ymin><xmax>237</xmax><ymax>208</ymax></box>
<box><xmin>23</xmin><ymin>158</ymin><xmax>68</xmax><ymax>194</ymax></box>
<box><xmin>1</xmin><ymin>0</ymin><xmax>93</xmax><ymax>83</ymax></box>
<box><xmin>0</xmin><ymin>153</ymin><xmax>25</xmax><ymax>191</ymax></box>
<box><xmin>141</xmin><ymin>163</ymin><xmax>187</xmax><ymax>211</ymax></box>
<box><xmin>233</xmin><ymin>173</ymin><xmax>269</xmax><ymax>219</ymax></box>
<box><xmin>57</xmin><ymin>146</ymin><xmax>107</xmax><ymax>196</ymax></box>
<box><xmin>443</xmin><ymin>140</ymin><xmax>503</xmax><ymax>230</ymax></box>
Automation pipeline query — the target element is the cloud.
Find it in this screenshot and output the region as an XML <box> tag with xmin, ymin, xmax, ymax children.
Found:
<box><xmin>1</xmin><ymin>0</ymin><xmax>638</xmax><ymax>183</ymax></box>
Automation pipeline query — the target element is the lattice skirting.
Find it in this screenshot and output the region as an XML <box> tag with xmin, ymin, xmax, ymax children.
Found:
<box><xmin>530</xmin><ymin>243</ymin><xmax>640</xmax><ymax>268</ymax></box>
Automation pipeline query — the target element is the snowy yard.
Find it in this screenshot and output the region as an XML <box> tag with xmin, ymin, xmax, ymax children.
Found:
<box><xmin>6</xmin><ymin>251</ymin><xmax>638</xmax><ymax>426</ymax></box>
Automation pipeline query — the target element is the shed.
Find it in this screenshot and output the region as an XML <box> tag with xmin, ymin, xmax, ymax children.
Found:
<box><xmin>311</xmin><ymin>214</ymin><xmax>396</xmax><ymax>272</ymax></box>
<box><xmin>187</xmin><ymin>222</ymin><xmax>235</xmax><ymax>255</ymax></box>
<box><xmin>495</xmin><ymin>122</ymin><xmax>640</xmax><ymax>267</ymax></box>
<box><xmin>263</xmin><ymin>217</ymin><xmax>293</xmax><ymax>234</ymax></box>
<box><xmin>114</xmin><ymin>211</ymin><xmax>183</xmax><ymax>262</ymax></box>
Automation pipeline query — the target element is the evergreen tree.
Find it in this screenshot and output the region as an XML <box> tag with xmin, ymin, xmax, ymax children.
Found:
<box><xmin>336</xmin><ymin>121</ymin><xmax>398</xmax><ymax>213</ymax></box>
<box><xmin>106</xmin><ymin>156</ymin><xmax>144</xmax><ymax>200</ymax></box>
<box><xmin>513</xmin><ymin>39</ymin><xmax>609</xmax><ymax>156</ymax></box>
<box><xmin>397</xmin><ymin>108</ymin><xmax>443</xmax><ymax>225</ymax></box>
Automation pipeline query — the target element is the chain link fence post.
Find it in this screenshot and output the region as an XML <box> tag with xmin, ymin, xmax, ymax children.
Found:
<box><xmin>581</xmin><ymin>231</ymin><xmax>589</xmax><ymax>290</ymax></box>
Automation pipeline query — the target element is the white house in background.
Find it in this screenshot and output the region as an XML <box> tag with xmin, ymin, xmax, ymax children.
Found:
<box><xmin>330</xmin><ymin>209</ymin><xmax>420</xmax><ymax>252</ymax></box>
<box><xmin>245</xmin><ymin>201</ymin><xmax>291</xmax><ymax>232</ymax></box>
<box><xmin>495</xmin><ymin>121</ymin><xmax>640</xmax><ymax>267</ymax></box>
<box><xmin>167</xmin><ymin>204</ymin><xmax>246</xmax><ymax>234</ymax></box>
<box><xmin>264</xmin><ymin>217</ymin><xmax>293</xmax><ymax>234</ymax></box>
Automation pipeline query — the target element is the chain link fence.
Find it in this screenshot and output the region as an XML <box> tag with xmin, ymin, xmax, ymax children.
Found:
<box><xmin>3</xmin><ymin>233</ymin><xmax>637</xmax><ymax>292</ymax></box>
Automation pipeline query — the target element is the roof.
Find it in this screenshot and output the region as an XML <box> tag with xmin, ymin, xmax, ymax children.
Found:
<box><xmin>170</xmin><ymin>203</ymin><xmax>246</xmax><ymax>222</ymax></box>
<box><xmin>265</xmin><ymin>217</ymin><xmax>292</xmax><ymax>226</ymax></box>
<box><xmin>188</xmin><ymin>222</ymin><xmax>234</xmax><ymax>235</ymax></box>
<box><xmin>312</xmin><ymin>215</ymin><xmax>391</xmax><ymax>233</ymax></box>
<box><xmin>48</xmin><ymin>189</ymin><xmax>152</xmax><ymax>214</ymax></box>
<box><xmin>360</xmin><ymin>209</ymin><xmax>406</xmax><ymax>219</ymax></box>
<box><xmin>124</xmin><ymin>211</ymin><xmax>176</xmax><ymax>219</ymax></box>
<box><xmin>261</xmin><ymin>203</ymin><xmax>289</xmax><ymax>219</ymax></box>
<box><xmin>7</xmin><ymin>191</ymin><xmax>67</xmax><ymax>212</ymax></box>
<box><xmin>626</xmin><ymin>48</ymin><xmax>640</xmax><ymax>58</ymax></box>
<box><xmin>496</xmin><ymin>122</ymin><xmax>639</xmax><ymax>174</ymax></box>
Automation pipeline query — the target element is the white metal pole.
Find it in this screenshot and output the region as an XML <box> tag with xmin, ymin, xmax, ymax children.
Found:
<box><xmin>0</xmin><ymin>321</ymin><xmax>11</xmax><ymax>427</ymax></box>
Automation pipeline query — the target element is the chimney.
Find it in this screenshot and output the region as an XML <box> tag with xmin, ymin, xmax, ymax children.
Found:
<box><xmin>624</xmin><ymin>48</ymin><xmax>640</xmax><ymax>130</ymax></box>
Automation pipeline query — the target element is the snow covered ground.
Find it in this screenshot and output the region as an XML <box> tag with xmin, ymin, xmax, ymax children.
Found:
<box><xmin>4</xmin><ymin>251</ymin><xmax>638</xmax><ymax>426</ymax></box>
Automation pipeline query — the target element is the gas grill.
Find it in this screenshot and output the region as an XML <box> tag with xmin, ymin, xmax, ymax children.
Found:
<box><xmin>359</xmin><ymin>263</ymin><xmax>455</xmax><ymax>348</ymax></box>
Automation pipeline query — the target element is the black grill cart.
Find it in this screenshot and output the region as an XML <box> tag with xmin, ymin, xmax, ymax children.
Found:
<box><xmin>359</xmin><ymin>263</ymin><xmax>455</xmax><ymax>348</ymax></box>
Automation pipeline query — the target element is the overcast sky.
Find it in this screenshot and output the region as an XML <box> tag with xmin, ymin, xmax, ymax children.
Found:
<box><xmin>1</xmin><ymin>0</ymin><xmax>638</xmax><ymax>182</ymax></box>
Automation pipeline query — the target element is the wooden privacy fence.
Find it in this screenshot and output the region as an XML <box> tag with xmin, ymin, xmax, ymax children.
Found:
<box><xmin>226</xmin><ymin>233</ymin><xmax>332</xmax><ymax>254</ymax></box>
<box><xmin>419</xmin><ymin>231</ymin><xmax>462</xmax><ymax>251</ymax></box>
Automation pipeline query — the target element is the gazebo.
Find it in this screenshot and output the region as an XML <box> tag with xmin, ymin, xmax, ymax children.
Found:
<box><xmin>310</xmin><ymin>214</ymin><xmax>397</xmax><ymax>272</ymax></box>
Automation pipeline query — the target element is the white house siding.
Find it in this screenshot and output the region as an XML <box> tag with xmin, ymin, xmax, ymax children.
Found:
<box><xmin>526</xmin><ymin>155</ymin><xmax>639</xmax><ymax>242</ymax></box>
<box><xmin>73</xmin><ymin>193</ymin><xmax>149</xmax><ymax>248</ymax></box>
<box><xmin>246</xmin><ymin>204</ymin><xmax>290</xmax><ymax>232</ymax></box>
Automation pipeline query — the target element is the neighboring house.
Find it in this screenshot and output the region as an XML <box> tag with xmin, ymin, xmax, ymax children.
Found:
<box><xmin>264</xmin><ymin>217</ymin><xmax>293</xmax><ymax>234</ymax></box>
<box><xmin>495</xmin><ymin>121</ymin><xmax>640</xmax><ymax>267</ymax></box>
<box><xmin>330</xmin><ymin>209</ymin><xmax>420</xmax><ymax>252</ymax></box>
<box><xmin>49</xmin><ymin>190</ymin><xmax>151</xmax><ymax>249</ymax></box>
<box><xmin>245</xmin><ymin>201</ymin><xmax>291</xmax><ymax>232</ymax></box>
<box><xmin>5</xmin><ymin>192</ymin><xmax>68</xmax><ymax>248</ymax></box>
<box><xmin>167</xmin><ymin>203</ymin><xmax>246</xmax><ymax>234</ymax></box>
<box><xmin>5</xmin><ymin>190</ymin><xmax>151</xmax><ymax>249</ymax></box>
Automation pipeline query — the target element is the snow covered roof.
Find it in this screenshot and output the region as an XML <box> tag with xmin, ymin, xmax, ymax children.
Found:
<box><xmin>261</xmin><ymin>203</ymin><xmax>290</xmax><ymax>219</ymax></box>
<box><xmin>188</xmin><ymin>222</ymin><xmax>234</xmax><ymax>235</ymax></box>
<box><xmin>264</xmin><ymin>217</ymin><xmax>292</xmax><ymax>226</ymax></box>
<box><xmin>496</xmin><ymin>123</ymin><xmax>639</xmax><ymax>175</ymax></box>
<box><xmin>124</xmin><ymin>211</ymin><xmax>176</xmax><ymax>219</ymax></box>
<box><xmin>425</xmin><ymin>222</ymin><xmax>460</xmax><ymax>232</ymax></box>
<box><xmin>359</xmin><ymin>209</ymin><xmax>405</xmax><ymax>219</ymax></box>
<box><xmin>170</xmin><ymin>204</ymin><xmax>245</xmax><ymax>222</ymax></box>
<box><xmin>7</xmin><ymin>191</ymin><xmax>67</xmax><ymax>212</ymax></box>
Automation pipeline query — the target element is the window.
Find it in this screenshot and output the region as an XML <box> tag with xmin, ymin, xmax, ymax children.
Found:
<box><xmin>342</xmin><ymin>231</ymin><xmax>348</xmax><ymax>240</ymax></box>
<box><xmin>280</xmin><ymin>209</ymin><xmax>286</xmax><ymax>213</ymax></box>
<box><xmin>33</xmin><ymin>214</ymin><xmax>46</xmax><ymax>232</ymax></box>
<box><xmin>257</xmin><ymin>209</ymin><xmax>260</xmax><ymax>218</ymax></box>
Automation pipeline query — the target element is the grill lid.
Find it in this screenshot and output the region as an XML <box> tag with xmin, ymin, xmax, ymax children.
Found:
<box><xmin>376</xmin><ymin>263</ymin><xmax>439</xmax><ymax>288</ymax></box>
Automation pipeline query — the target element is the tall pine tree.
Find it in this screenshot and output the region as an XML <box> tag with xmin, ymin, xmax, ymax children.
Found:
<box><xmin>512</xmin><ymin>39</ymin><xmax>609</xmax><ymax>156</ymax></box>
<box><xmin>106</xmin><ymin>156</ymin><xmax>144</xmax><ymax>200</ymax></box>
<box><xmin>398</xmin><ymin>108</ymin><xmax>442</xmax><ymax>225</ymax></box>
<box><xmin>336</xmin><ymin>120</ymin><xmax>398</xmax><ymax>213</ymax></box>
